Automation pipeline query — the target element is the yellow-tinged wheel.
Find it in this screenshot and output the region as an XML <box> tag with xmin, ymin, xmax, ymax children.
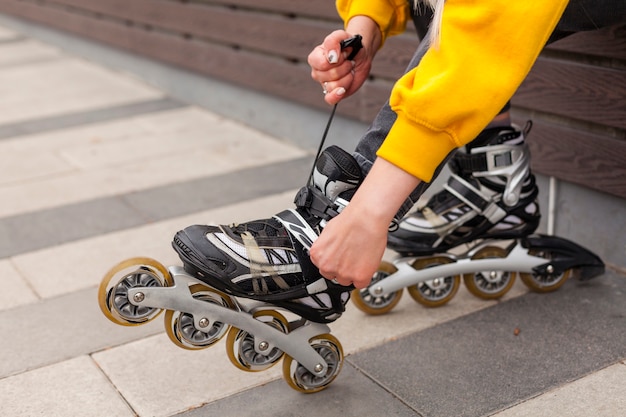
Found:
<box><xmin>164</xmin><ymin>284</ymin><xmax>236</xmax><ymax>350</ymax></box>
<box><xmin>407</xmin><ymin>256</ymin><xmax>460</xmax><ymax>307</ymax></box>
<box><xmin>520</xmin><ymin>249</ymin><xmax>572</xmax><ymax>292</ymax></box>
<box><xmin>351</xmin><ymin>261</ymin><xmax>403</xmax><ymax>315</ymax></box>
<box><xmin>225</xmin><ymin>310</ymin><xmax>289</xmax><ymax>372</ymax></box>
<box><xmin>98</xmin><ymin>257</ymin><xmax>172</xmax><ymax>326</ymax></box>
<box><xmin>463</xmin><ymin>246</ymin><xmax>516</xmax><ymax>300</ymax></box>
<box><xmin>282</xmin><ymin>333</ymin><xmax>343</xmax><ymax>394</ymax></box>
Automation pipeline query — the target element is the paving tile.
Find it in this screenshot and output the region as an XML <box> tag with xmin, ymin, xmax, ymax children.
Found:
<box><xmin>0</xmin><ymin>285</ymin><xmax>163</xmax><ymax>379</ymax></box>
<box><xmin>57</xmin><ymin>113</ymin><xmax>303</xmax><ymax>171</ymax></box>
<box><xmin>0</xmin><ymin>106</ymin><xmax>197</xmax><ymax>187</ymax></box>
<box><xmin>0</xmin><ymin>157</ymin><xmax>309</xmax><ymax>260</ymax></box>
<box><xmin>0</xmin><ymin>25</ymin><xmax>16</xmax><ymax>40</ymax></box>
<box><xmin>122</xmin><ymin>156</ymin><xmax>311</xmax><ymax>222</ymax></box>
<box><xmin>175</xmin><ymin>363</ymin><xmax>419</xmax><ymax>417</ymax></box>
<box><xmin>0</xmin><ymin>38</ymin><xmax>63</xmax><ymax>68</ymax></box>
<box><xmin>0</xmin><ymin>145</ymin><xmax>74</xmax><ymax>185</ymax></box>
<box><xmin>347</xmin><ymin>272</ymin><xmax>626</xmax><ymax>417</ymax></box>
<box><xmin>0</xmin><ymin>58</ymin><xmax>162</xmax><ymax>125</ymax></box>
<box><xmin>0</xmin><ymin>104</ymin><xmax>155</xmax><ymax>155</ymax></box>
<box><xmin>0</xmin><ymin>106</ymin><xmax>220</xmax><ymax>166</ymax></box>
<box><xmin>330</xmin><ymin>278</ymin><xmax>528</xmax><ymax>355</ymax></box>
<box><xmin>0</xmin><ymin>196</ymin><xmax>149</xmax><ymax>258</ymax></box>
<box><xmin>492</xmin><ymin>362</ymin><xmax>626</xmax><ymax>417</ymax></box>
<box><xmin>0</xmin><ymin>96</ymin><xmax>186</xmax><ymax>140</ymax></box>
<box><xmin>12</xmin><ymin>191</ymin><xmax>296</xmax><ymax>299</ymax></box>
<box><xmin>0</xmin><ymin>110</ymin><xmax>305</xmax><ymax>217</ymax></box>
<box><xmin>93</xmin><ymin>334</ymin><xmax>283</xmax><ymax>417</ymax></box>
<box><xmin>0</xmin><ymin>259</ymin><xmax>38</xmax><ymax>311</ymax></box>
<box><xmin>0</xmin><ymin>356</ymin><xmax>135</xmax><ymax>417</ymax></box>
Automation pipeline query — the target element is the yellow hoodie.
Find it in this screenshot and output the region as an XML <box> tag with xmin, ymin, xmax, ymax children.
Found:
<box><xmin>337</xmin><ymin>0</ymin><xmax>569</xmax><ymax>182</ymax></box>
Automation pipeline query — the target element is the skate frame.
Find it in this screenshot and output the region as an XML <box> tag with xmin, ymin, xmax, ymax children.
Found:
<box><xmin>126</xmin><ymin>266</ymin><xmax>332</xmax><ymax>376</ymax></box>
<box><xmin>370</xmin><ymin>232</ymin><xmax>604</xmax><ymax>297</ymax></box>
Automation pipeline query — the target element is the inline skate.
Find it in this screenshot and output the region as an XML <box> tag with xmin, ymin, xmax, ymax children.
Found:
<box><xmin>98</xmin><ymin>145</ymin><xmax>362</xmax><ymax>393</ymax></box>
<box><xmin>99</xmin><ymin>35</ymin><xmax>367</xmax><ymax>393</ymax></box>
<box><xmin>351</xmin><ymin>123</ymin><xmax>605</xmax><ymax>314</ymax></box>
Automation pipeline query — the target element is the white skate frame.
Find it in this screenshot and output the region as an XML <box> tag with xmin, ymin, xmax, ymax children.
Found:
<box><xmin>126</xmin><ymin>266</ymin><xmax>332</xmax><ymax>376</ymax></box>
<box><xmin>370</xmin><ymin>241</ymin><xmax>548</xmax><ymax>296</ymax></box>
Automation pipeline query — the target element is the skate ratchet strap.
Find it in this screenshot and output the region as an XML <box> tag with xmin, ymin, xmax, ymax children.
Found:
<box><xmin>455</xmin><ymin>126</ymin><xmax>522</xmax><ymax>174</ymax></box>
<box><xmin>444</xmin><ymin>174</ymin><xmax>506</xmax><ymax>224</ymax></box>
<box><xmin>455</xmin><ymin>148</ymin><xmax>514</xmax><ymax>175</ymax></box>
<box><xmin>293</xmin><ymin>186</ymin><xmax>343</xmax><ymax>221</ymax></box>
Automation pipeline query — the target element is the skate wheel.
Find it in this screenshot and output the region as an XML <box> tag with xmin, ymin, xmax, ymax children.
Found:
<box><xmin>98</xmin><ymin>257</ymin><xmax>172</xmax><ymax>326</ymax></box>
<box><xmin>351</xmin><ymin>261</ymin><xmax>403</xmax><ymax>315</ymax></box>
<box><xmin>463</xmin><ymin>246</ymin><xmax>516</xmax><ymax>300</ymax></box>
<box><xmin>520</xmin><ymin>249</ymin><xmax>572</xmax><ymax>292</ymax></box>
<box><xmin>407</xmin><ymin>256</ymin><xmax>460</xmax><ymax>307</ymax></box>
<box><xmin>225</xmin><ymin>310</ymin><xmax>289</xmax><ymax>372</ymax></box>
<box><xmin>282</xmin><ymin>333</ymin><xmax>343</xmax><ymax>394</ymax></box>
<box><xmin>164</xmin><ymin>284</ymin><xmax>236</xmax><ymax>350</ymax></box>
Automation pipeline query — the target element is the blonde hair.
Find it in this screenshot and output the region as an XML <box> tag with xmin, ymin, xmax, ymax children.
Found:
<box><xmin>414</xmin><ymin>0</ymin><xmax>445</xmax><ymax>48</ymax></box>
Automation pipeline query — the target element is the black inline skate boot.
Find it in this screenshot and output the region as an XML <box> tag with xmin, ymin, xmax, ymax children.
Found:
<box><xmin>172</xmin><ymin>146</ymin><xmax>363</xmax><ymax>323</ymax></box>
<box><xmin>388</xmin><ymin>123</ymin><xmax>541</xmax><ymax>256</ymax></box>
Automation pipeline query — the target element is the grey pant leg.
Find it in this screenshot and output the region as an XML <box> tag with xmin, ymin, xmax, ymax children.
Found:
<box><xmin>353</xmin><ymin>34</ymin><xmax>436</xmax><ymax>218</ymax></box>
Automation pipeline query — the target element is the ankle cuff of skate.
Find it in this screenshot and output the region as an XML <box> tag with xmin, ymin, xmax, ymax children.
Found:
<box><xmin>294</xmin><ymin>186</ymin><xmax>343</xmax><ymax>221</ymax></box>
<box><xmin>456</xmin><ymin>145</ymin><xmax>524</xmax><ymax>175</ymax></box>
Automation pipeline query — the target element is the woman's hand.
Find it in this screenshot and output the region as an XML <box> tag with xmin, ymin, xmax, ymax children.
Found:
<box><xmin>310</xmin><ymin>203</ymin><xmax>389</xmax><ymax>289</ymax></box>
<box><xmin>310</xmin><ymin>158</ymin><xmax>422</xmax><ymax>288</ymax></box>
<box><xmin>307</xmin><ymin>16</ymin><xmax>382</xmax><ymax>105</ymax></box>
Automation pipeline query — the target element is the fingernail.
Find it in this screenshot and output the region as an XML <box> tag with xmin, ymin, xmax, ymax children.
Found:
<box><xmin>327</xmin><ymin>50</ymin><xmax>338</xmax><ymax>64</ymax></box>
<box><xmin>336</xmin><ymin>87</ymin><xmax>346</xmax><ymax>96</ymax></box>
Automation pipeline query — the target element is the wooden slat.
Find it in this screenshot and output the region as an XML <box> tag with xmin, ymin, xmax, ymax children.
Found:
<box><xmin>0</xmin><ymin>0</ymin><xmax>391</xmax><ymax>121</ymax></box>
<box><xmin>372</xmin><ymin>33</ymin><xmax>420</xmax><ymax>80</ymax></box>
<box><xmin>43</xmin><ymin>0</ymin><xmax>416</xmax><ymax>81</ymax></box>
<box><xmin>49</xmin><ymin>0</ymin><xmax>341</xmax><ymax>21</ymax></box>
<box><xmin>514</xmin><ymin>57</ymin><xmax>626</xmax><ymax>130</ymax></box>
<box><xmin>194</xmin><ymin>0</ymin><xmax>344</xmax><ymax>20</ymax></box>
<box><xmin>520</xmin><ymin>119</ymin><xmax>626</xmax><ymax>199</ymax></box>
<box><xmin>46</xmin><ymin>0</ymin><xmax>332</xmax><ymax>61</ymax></box>
<box><xmin>547</xmin><ymin>23</ymin><xmax>626</xmax><ymax>61</ymax></box>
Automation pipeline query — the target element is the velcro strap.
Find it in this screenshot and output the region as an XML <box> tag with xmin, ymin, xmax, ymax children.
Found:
<box><xmin>454</xmin><ymin>152</ymin><xmax>488</xmax><ymax>174</ymax></box>
<box><xmin>455</xmin><ymin>150</ymin><xmax>513</xmax><ymax>174</ymax></box>
<box><xmin>445</xmin><ymin>175</ymin><xmax>490</xmax><ymax>213</ymax></box>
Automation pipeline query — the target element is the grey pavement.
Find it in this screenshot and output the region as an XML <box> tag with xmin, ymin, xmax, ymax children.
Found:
<box><xmin>0</xmin><ymin>22</ymin><xmax>624</xmax><ymax>417</ymax></box>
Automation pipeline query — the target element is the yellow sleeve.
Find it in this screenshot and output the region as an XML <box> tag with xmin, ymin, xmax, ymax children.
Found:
<box><xmin>377</xmin><ymin>0</ymin><xmax>569</xmax><ymax>182</ymax></box>
<box><xmin>336</xmin><ymin>0</ymin><xmax>410</xmax><ymax>44</ymax></box>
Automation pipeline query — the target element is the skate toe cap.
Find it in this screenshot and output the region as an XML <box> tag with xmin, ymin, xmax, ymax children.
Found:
<box><xmin>172</xmin><ymin>225</ymin><xmax>230</xmax><ymax>269</ymax></box>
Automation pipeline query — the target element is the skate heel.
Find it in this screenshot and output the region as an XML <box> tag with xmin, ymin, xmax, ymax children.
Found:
<box><xmin>520</xmin><ymin>234</ymin><xmax>605</xmax><ymax>290</ymax></box>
